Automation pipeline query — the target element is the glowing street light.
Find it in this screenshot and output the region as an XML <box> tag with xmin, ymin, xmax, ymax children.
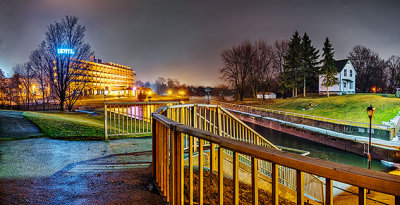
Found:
<box><xmin>366</xmin><ymin>104</ymin><xmax>375</xmax><ymax>194</ymax></box>
<box><xmin>167</xmin><ymin>90</ymin><xmax>172</xmax><ymax>95</ymax></box>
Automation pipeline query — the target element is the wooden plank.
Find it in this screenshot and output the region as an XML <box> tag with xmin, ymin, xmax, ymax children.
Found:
<box><xmin>326</xmin><ymin>178</ymin><xmax>333</xmax><ymax>205</ymax></box>
<box><xmin>152</xmin><ymin>119</ymin><xmax>156</xmax><ymax>179</ymax></box>
<box><xmin>177</xmin><ymin>132</ymin><xmax>184</xmax><ymax>205</ymax></box>
<box><xmin>189</xmin><ymin>135</ymin><xmax>194</xmax><ymax>205</ymax></box>
<box><xmin>296</xmin><ymin>170</ymin><xmax>304</xmax><ymax>205</ymax></box>
<box><xmin>199</xmin><ymin>139</ymin><xmax>204</xmax><ymax>205</ymax></box>
<box><xmin>160</xmin><ymin>123</ymin><xmax>164</xmax><ymax>193</ymax></box>
<box><xmin>165</xmin><ymin>126</ymin><xmax>169</xmax><ymax>200</ymax></box>
<box><xmin>210</xmin><ymin>143</ymin><xmax>216</xmax><ymax>172</ymax></box>
<box><xmin>252</xmin><ymin>157</ymin><xmax>258</xmax><ymax>205</ymax></box>
<box><xmin>272</xmin><ymin>162</ymin><xmax>278</xmax><ymax>205</ymax></box>
<box><xmin>169</xmin><ymin>128</ymin><xmax>175</xmax><ymax>205</ymax></box>
<box><xmin>358</xmin><ymin>187</ymin><xmax>366</xmax><ymax>205</ymax></box>
<box><xmin>218</xmin><ymin>147</ymin><xmax>224</xmax><ymax>205</ymax></box>
<box><xmin>233</xmin><ymin>152</ymin><xmax>239</xmax><ymax>205</ymax></box>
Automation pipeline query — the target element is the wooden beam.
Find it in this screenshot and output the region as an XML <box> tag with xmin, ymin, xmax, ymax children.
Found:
<box><xmin>199</xmin><ymin>139</ymin><xmax>204</xmax><ymax>205</ymax></box>
<box><xmin>272</xmin><ymin>162</ymin><xmax>278</xmax><ymax>205</ymax></box>
<box><xmin>326</xmin><ymin>178</ymin><xmax>333</xmax><ymax>205</ymax></box>
<box><xmin>252</xmin><ymin>157</ymin><xmax>258</xmax><ymax>205</ymax></box>
<box><xmin>233</xmin><ymin>152</ymin><xmax>239</xmax><ymax>205</ymax></box>
<box><xmin>296</xmin><ymin>170</ymin><xmax>304</xmax><ymax>205</ymax></box>
<box><xmin>218</xmin><ymin>147</ymin><xmax>223</xmax><ymax>205</ymax></box>
<box><xmin>358</xmin><ymin>187</ymin><xmax>366</xmax><ymax>205</ymax></box>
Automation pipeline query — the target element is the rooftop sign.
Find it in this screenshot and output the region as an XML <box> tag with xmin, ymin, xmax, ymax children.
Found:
<box><xmin>57</xmin><ymin>48</ymin><xmax>75</xmax><ymax>55</ymax></box>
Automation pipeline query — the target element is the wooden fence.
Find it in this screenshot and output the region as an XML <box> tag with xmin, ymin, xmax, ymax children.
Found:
<box><xmin>152</xmin><ymin>104</ymin><xmax>343</xmax><ymax>204</ymax></box>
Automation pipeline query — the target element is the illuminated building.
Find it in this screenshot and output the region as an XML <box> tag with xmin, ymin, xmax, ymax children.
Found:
<box><xmin>73</xmin><ymin>56</ymin><xmax>136</xmax><ymax>96</ymax></box>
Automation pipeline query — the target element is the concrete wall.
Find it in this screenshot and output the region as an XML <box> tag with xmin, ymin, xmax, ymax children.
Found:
<box><xmin>233</xmin><ymin>112</ymin><xmax>400</xmax><ymax>163</ymax></box>
<box><xmin>225</xmin><ymin>104</ymin><xmax>394</xmax><ymax>140</ymax></box>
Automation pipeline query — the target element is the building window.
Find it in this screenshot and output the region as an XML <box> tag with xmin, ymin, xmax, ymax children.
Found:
<box><xmin>344</xmin><ymin>82</ymin><xmax>347</xmax><ymax>88</ymax></box>
<box><xmin>350</xmin><ymin>70</ymin><xmax>352</xmax><ymax>77</ymax></box>
<box><xmin>344</xmin><ymin>69</ymin><xmax>347</xmax><ymax>76</ymax></box>
<box><xmin>350</xmin><ymin>82</ymin><xmax>353</xmax><ymax>89</ymax></box>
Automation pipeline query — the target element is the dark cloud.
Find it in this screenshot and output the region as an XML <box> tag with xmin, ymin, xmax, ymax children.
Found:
<box><xmin>0</xmin><ymin>0</ymin><xmax>399</xmax><ymax>84</ymax></box>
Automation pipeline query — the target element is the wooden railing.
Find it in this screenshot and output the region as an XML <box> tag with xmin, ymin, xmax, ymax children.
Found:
<box><xmin>153</xmin><ymin>105</ymin><xmax>376</xmax><ymax>204</ymax></box>
<box><xmin>152</xmin><ymin>105</ymin><xmax>400</xmax><ymax>204</ymax></box>
<box><xmin>103</xmin><ymin>101</ymin><xmax>180</xmax><ymax>140</ymax></box>
<box><xmin>212</xmin><ymin>101</ymin><xmax>392</xmax><ymax>130</ymax></box>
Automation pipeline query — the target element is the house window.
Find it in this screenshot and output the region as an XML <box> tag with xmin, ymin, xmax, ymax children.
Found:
<box><xmin>344</xmin><ymin>69</ymin><xmax>347</xmax><ymax>76</ymax></box>
<box><xmin>344</xmin><ymin>82</ymin><xmax>347</xmax><ymax>88</ymax></box>
<box><xmin>350</xmin><ymin>70</ymin><xmax>353</xmax><ymax>77</ymax></box>
<box><xmin>350</xmin><ymin>82</ymin><xmax>353</xmax><ymax>89</ymax></box>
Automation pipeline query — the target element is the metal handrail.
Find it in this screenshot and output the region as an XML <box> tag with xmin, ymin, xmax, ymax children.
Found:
<box><xmin>212</xmin><ymin>101</ymin><xmax>392</xmax><ymax>130</ymax></box>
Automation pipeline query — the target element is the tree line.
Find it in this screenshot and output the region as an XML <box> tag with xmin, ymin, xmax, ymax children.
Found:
<box><xmin>220</xmin><ymin>31</ymin><xmax>400</xmax><ymax>100</ymax></box>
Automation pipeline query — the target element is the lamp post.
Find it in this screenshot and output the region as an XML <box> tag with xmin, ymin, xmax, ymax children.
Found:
<box><xmin>366</xmin><ymin>105</ymin><xmax>375</xmax><ymax>194</ymax></box>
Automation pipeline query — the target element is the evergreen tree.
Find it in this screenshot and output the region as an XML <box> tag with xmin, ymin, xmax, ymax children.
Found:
<box><xmin>300</xmin><ymin>33</ymin><xmax>319</xmax><ymax>97</ymax></box>
<box><xmin>321</xmin><ymin>38</ymin><xmax>338</xmax><ymax>97</ymax></box>
<box><xmin>283</xmin><ymin>31</ymin><xmax>302</xmax><ymax>98</ymax></box>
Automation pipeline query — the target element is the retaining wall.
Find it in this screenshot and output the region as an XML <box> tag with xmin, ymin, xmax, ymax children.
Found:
<box><xmin>232</xmin><ymin>112</ymin><xmax>400</xmax><ymax>163</ymax></box>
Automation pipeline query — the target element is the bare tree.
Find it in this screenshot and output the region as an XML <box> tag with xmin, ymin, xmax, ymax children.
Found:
<box><xmin>253</xmin><ymin>40</ymin><xmax>274</xmax><ymax>99</ymax></box>
<box><xmin>220</xmin><ymin>41</ymin><xmax>254</xmax><ymax>101</ymax></box>
<box><xmin>13</xmin><ymin>63</ymin><xmax>35</xmax><ymax>109</ymax></box>
<box><xmin>155</xmin><ymin>77</ymin><xmax>167</xmax><ymax>95</ymax></box>
<box><xmin>29</xmin><ymin>42</ymin><xmax>51</xmax><ymax>110</ymax></box>
<box><xmin>39</xmin><ymin>15</ymin><xmax>93</xmax><ymax>111</ymax></box>
<box><xmin>386</xmin><ymin>55</ymin><xmax>400</xmax><ymax>93</ymax></box>
<box><xmin>348</xmin><ymin>45</ymin><xmax>386</xmax><ymax>93</ymax></box>
<box><xmin>271</xmin><ymin>40</ymin><xmax>289</xmax><ymax>97</ymax></box>
<box><xmin>0</xmin><ymin>69</ymin><xmax>6</xmax><ymax>107</ymax></box>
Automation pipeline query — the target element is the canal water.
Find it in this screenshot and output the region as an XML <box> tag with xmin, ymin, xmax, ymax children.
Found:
<box><xmin>246</xmin><ymin>122</ymin><xmax>396</xmax><ymax>173</ymax></box>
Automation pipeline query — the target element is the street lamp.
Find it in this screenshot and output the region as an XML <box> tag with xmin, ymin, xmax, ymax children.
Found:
<box><xmin>366</xmin><ymin>105</ymin><xmax>375</xmax><ymax>193</ymax></box>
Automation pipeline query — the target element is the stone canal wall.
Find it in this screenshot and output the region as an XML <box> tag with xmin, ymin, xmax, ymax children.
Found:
<box><xmin>231</xmin><ymin>111</ymin><xmax>400</xmax><ymax>163</ymax></box>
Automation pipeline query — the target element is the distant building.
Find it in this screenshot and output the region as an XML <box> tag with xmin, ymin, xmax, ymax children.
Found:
<box><xmin>257</xmin><ymin>92</ymin><xmax>276</xmax><ymax>99</ymax></box>
<box><xmin>73</xmin><ymin>56</ymin><xmax>136</xmax><ymax>96</ymax></box>
<box><xmin>319</xmin><ymin>59</ymin><xmax>356</xmax><ymax>95</ymax></box>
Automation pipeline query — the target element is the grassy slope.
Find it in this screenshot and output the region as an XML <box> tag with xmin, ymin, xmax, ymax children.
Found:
<box><xmin>23</xmin><ymin>111</ymin><xmax>148</xmax><ymax>140</ymax></box>
<box><xmin>232</xmin><ymin>94</ymin><xmax>400</xmax><ymax>124</ymax></box>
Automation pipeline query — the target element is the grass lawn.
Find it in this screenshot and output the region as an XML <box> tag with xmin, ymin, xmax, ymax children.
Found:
<box><xmin>23</xmin><ymin>111</ymin><xmax>149</xmax><ymax>140</ymax></box>
<box><xmin>228</xmin><ymin>94</ymin><xmax>400</xmax><ymax>124</ymax></box>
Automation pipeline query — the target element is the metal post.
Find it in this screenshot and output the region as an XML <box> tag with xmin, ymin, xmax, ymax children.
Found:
<box><xmin>368</xmin><ymin>116</ymin><xmax>372</xmax><ymax>194</ymax></box>
<box><xmin>104</xmin><ymin>103</ymin><xmax>108</xmax><ymax>140</ymax></box>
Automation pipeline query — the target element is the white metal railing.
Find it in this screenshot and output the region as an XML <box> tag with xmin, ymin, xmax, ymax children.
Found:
<box><xmin>212</xmin><ymin>101</ymin><xmax>392</xmax><ymax>130</ymax></box>
<box><xmin>103</xmin><ymin>101</ymin><xmax>181</xmax><ymax>140</ymax></box>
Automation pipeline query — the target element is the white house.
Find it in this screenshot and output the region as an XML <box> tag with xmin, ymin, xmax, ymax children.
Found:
<box><xmin>257</xmin><ymin>92</ymin><xmax>276</xmax><ymax>99</ymax></box>
<box><xmin>319</xmin><ymin>59</ymin><xmax>356</xmax><ymax>95</ymax></box>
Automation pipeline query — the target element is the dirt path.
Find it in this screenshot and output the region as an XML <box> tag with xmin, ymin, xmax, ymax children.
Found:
<box><xmin>0</xmin><ymin>110</ymin><xmax>42</xmax><ymax>139</ymax></box>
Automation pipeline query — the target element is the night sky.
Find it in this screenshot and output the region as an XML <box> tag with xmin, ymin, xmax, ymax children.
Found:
<box><xmin>1</xmin><ymin>0</ymin><xmax>399</xmax><ymax>86</ymax></box>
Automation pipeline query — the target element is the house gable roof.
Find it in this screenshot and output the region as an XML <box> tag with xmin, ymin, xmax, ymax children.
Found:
<box><xmin>335</xmin><ymin>59</ymin><xmax>350</xmax><ymax>72</ymax></box>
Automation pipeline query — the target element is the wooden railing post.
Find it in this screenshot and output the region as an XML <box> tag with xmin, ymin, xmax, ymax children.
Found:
<box><xmin>296</xmin><ymin>170</ymin><xmax>304</xmax><ymax>205</ymax></box>
<box><xmin>326</xmin><ymin>178</ymin><xmax>333</xmax><ymax>205</ymax></box>
<box><xmin>233</xmin><ymin>152</ymin><xmax>239</xmax><ymax>205</ymax></box>
<box><xmin>152</xmin><ymin>118</ymin><xmax>157</xmax><ymax>179</ymax></box>
<box><xmin>199</xmin><ymin>139</ymin><xmax>204</xmax><ymax>205</ymax></box>
<box><xmin>252</xmin><ymin>157</ymin><xmax>258</xmax><ymax>205</ymax></box>
<box><xmin>218</xmin><ymin>147</ymin><xmax>224</xmax><ymax>205</ymax></box>
<box><xmin>272</xmin><ymin>163</ymin><xmax>278</xmax><ymax>205</ymax></box>
<box><xmin>169</xmin><ymin>127</ymin><xmax>175</xmax><ymax>205</ymax></box>
<box><xmin>358</xmin><ymin>187</ymin><xmax>366</xmax><ymax>205</ymax></box>
<box><xmin>104</xmin><ymin>103</ymin><xmax>108</xmax><ymax>140</ymax></box>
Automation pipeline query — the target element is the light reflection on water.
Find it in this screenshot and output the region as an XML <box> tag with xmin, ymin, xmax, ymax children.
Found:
<box><xmin>246</xmin><ymin>122</ymin><xmax>395</xmax><ymax>173</ymax></box>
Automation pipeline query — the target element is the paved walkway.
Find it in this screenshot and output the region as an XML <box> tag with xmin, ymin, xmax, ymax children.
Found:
<box><xmin>0</xmin><ymin>110</ymin><xmax>42</xmax><ymax>139</ymax></box>
<box><xmin>0</xmin><ymin>137</ymin><xmax>164</xmax><ymax>204</ymax></box>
